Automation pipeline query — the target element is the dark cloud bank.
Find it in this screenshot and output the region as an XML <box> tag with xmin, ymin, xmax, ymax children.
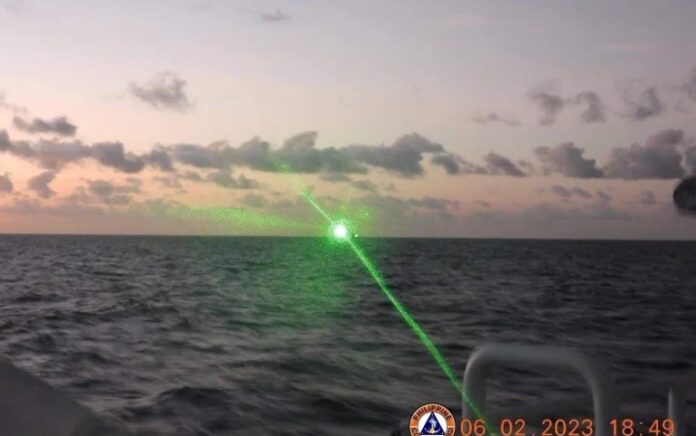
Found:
<box><xmin>3</xmin><ymin>127</ymin><xmax>696</xmax><ymax>186</ymax></box>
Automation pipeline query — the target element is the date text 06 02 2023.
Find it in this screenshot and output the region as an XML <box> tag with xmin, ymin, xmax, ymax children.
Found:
<box><xmin>458</xmin><ymin>418</ymin><xmax>674</xmax><ymax>436</ymax></box>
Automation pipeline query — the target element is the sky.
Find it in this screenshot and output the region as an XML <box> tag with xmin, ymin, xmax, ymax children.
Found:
<box><xmin>1</xmin><ymin>0</ymin><xmax>696</xmax><ymax>238</ymax></box>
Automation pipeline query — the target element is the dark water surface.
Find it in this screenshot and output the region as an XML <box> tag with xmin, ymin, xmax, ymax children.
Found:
<box><xmin>1</xmin><ymin>235</ymin><xmax>696</xmax><ymax>435</ymax></box>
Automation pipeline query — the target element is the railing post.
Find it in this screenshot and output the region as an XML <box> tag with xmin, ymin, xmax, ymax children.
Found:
<box><xmin>668</xmin><ymin>385</ymin><xmax>686</xmax><ymax>436</ymax></box>
<box><xmin>462</xmin><ymin>343</ymin><xmax>617</xmax><ymax>436</ymax></box>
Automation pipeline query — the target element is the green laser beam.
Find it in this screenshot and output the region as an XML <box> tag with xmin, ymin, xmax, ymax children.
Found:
<box><xmin>298</xmin><ymin>188</ymin><xmax>492</xmax><ymax>431</ymax></box>
<box><xmin>146</xmin><ymin>203</ymin><xmax>319</xmax><ymax>232</ymax></box>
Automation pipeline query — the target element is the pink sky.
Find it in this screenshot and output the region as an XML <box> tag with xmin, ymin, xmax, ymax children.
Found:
<box><xmin>1</xmin><ymin>0</ymin><xmax>696</xmax><ymax>239</ymax></box>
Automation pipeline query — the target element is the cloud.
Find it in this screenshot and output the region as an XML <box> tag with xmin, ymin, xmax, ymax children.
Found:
<box><xmin>27</xmin><ymin>171</ymin><xmax>56</xmax><ymax>198</ymax></box>
<box><xmin>181</xmin><ymin>171</ymin><xmax>202</xmax><ymax>181</ymax></box>
<box><xmin>277</xmin><ymin>131</ymin><xmax>364</xmax><ymax>173</ymax></box>
<box><xmin>527</xmin><ymin>201</ymin><xmax>630</xmax><ymax>221</ymax></box>
<box><xmin>145</xmin><ymin>147</ymin><xmax>174</xmax><ymax>172</ymax></box>
<box><xmin>534</xmin><ymin>142</ymin><xmax>603</xmax><ymax>178</ymax></box>
<box><xmin>13</xmin><ymin>116</ymin><xmax>77</xmax><ymax>136</ymax></box>
<box><xmin>350</xmin><ymin>179</ymin><xmax>378</xmax><ymax>192</ymax></box>
<box><xmin>343</xmin><ymin>133</ymin><xmax>444</xmax><ymax>176</ymax></box>
<box><xmin>550</xmin><ymin>185</ymin><xmax>572</xmax><ymax>199</ymax></box>
<box><xmin>167</xmin><ymin>132</ymin><xmax>452</xmax><ymax>177</ymax></box>
<box><xmin>152</xmin><ymin>174</ymin><xmax>183</xmax><ymax>190</ymax></box>
<box><xmin>673</xmin><ymin>176</ymin><xmax>696</xmax><ymax>216</ymax></box>
<box><xmin>603</xmin><ymin>129</ymin><xmax>685</xmax><ymax>179</ymax></box>
<box><xmin>0</xmin><ymin>130</ymin><xmax>151</xmax><ymax>174</ymax></box>
<box><xmin>684</xmin><ymin>146</ymin><xmax>696</xmax><ymax>173</ymax></box>
<box><xmin>0</xmin><ymin>93</ymin><xmax>26</xmax><ymax>115</ymax></box>
<box><xmin>472</xmin><ymin>112</ymin><xmax>520</xmax><ymax>126</ymax></box>
<box><xmin>240</xmin><ymin>193</ymin><xmax>267</xmax><ymax>208</ymax></box>
<box><xmin>319</xmin><ymin>172</ymin><xmax>352</xmax><ymax>183</ymax></box>
<box><xmin>682</xmin><ymin>68</ymin><xmax>696</xmax><ymax>102</ymax></box>
<box><xmin>359</xmin><ymin>193</ymin><xmax>460</xmax><ymax>223</ymax></box>
<box><xmin>259</xmin><ymin>9</ymin><xmax>291</xmax><ymax>23</ymax></box>
<box><xmin>621</xmin><ymin>86</ymin><xmax>663</xmax><ymax>121</ymax></box>
<box><xmin>571</xmin><ymin>187</ymin><xmax>593</xmax><ymax>199</ymax></box>
<box><xmin>85</xmin><ymin>178</ymin><xmax>141</xmax><ymax>205</ymax></box>
<box><xmin>407</xmin><ymin>196</ymin><xmax>459</xmax><ymax>215</ymax></box>
<box><xmin>596</xmin><ymin>189</ymin><xmax>611</xmax><ymax>204</ymax></box>
<box><xmin>572</xmin><ymin>91</ymin><xmax>606</xmax><ymax>124</ymax></box>
<box><xmin>91</xmin><ymin>142</ymin><xmax>147</xmax><ymax>173</ymax></box>
<box><xmin>529</xmin><ymin>82</ymin><xmax>564</xmax><ymax>126</ymax></box>
<box><xmin>529</xmin><ymin>85</ymin><xmax>607</xmax><ymax>125</ymax></box>
<box><xmin>484</xmin><ymin>152</ymin><xmax>526</xmax><ymax>176</ymax></box>
<box><xmin>129</xmin><ymin>72</ymin><xmax>192</xmax><ymax>111</ymax></box>
<box><xmin>550</xmin><ymin>185</ymin><xmax>593</xmax><ymax>200</ymax></box>
<box><xmin>168</xmin><ymin>143</ymin><xmax>224</xmax><ymax>169</ymax></box>
<box><xmin>639</xmin><ymin>190</ymin><xmax>657</xmax><ymax>205</ymax></box>
<box><xmin>0</xmin><ymin>173</ymin><xmax>13</xmax><ymax>193</ymax></box>
<box><xmin>205</xmin><ymin>170</ymin><xmax>259</xmax><ymax>189</ymax></box>
<box><xmin>431</xmin><ymin>153</ymin><xmax>468</xmax><ymax>175</ymax></box>
<box><xmin>30</xmin><ymin>139</ymin><xmax>91</xmax><ymax>169</ymax></box>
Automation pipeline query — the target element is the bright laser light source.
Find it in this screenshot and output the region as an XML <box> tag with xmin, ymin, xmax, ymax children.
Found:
<box><xmin>331</xmin><ymin>222</ymin><xmax>349</xmax><ymax>240</ymax></box>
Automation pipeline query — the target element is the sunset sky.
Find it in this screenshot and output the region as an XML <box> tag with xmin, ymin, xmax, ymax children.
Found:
<box><xmin>1</xmin><ymin>0</ymin><xmax>696</xmax><ymax>238</ymax></box>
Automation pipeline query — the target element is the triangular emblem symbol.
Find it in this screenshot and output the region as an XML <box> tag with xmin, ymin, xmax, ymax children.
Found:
<box><xmin>419</xmin><ymin>412</ymin><xmax>446</xmax><ymax>435</ymax></box>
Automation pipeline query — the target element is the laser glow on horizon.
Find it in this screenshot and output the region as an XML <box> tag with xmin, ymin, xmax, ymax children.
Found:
<box><xmin>330</xmin><ymin>222</ymin><xmax>350</xmax><ymax>241</ymax></box>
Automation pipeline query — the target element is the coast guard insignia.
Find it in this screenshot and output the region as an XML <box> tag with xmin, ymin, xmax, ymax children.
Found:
<box><xmin>409</xmin><ymin>403</ymin><xmax>456</xmax><ymax>436</ymax></box>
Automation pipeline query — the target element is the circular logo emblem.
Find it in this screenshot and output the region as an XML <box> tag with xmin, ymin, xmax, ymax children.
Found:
<box><xmin>409</xmin><ymin>403</ymin><xmax>456</xmax><ymax>436</ymax></box>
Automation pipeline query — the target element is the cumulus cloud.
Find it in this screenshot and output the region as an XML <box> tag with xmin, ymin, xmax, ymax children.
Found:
<box><xmin>0</xmin><ymin>173</ymin><xmax>13</xmax><ymax>193</ymax></box>
<box><xmin>603</xmin><ymin>129</ymin><xmax>685</xmax><ymax>179</ymax></box>
<box><xmin>431</xmin><ymin>153</ymin><xmax>468</xmax><ymax>175</ymax></box>
<box><xmin>27</xmin><ymin>171</ymin><xmax>56</xmax><ymax>199</ymax></box>
<box><xmin>572</xmin><ymin>91</ymin><xmax>606</xmax><ymax>124</ymax></box>
<box><xmin>0</xmin><ymin>131</ymin><xmax>150</xmax><ymax>174</ymax></box>
<box><xmin>534</xmin><ymin>142</ymin><xmax>603</xmax><ymax>178</ymax></box>
<box><xmin>621</xmin><ymin>86</ymin><xmax>663</xmax><ymax>121</ymax></box>
<box><xmin>91</xmin><ymin>142</ymin><xmax>147</xmax><ymax>173</ymax></box>
<box><xmin>472</xmin><ymin>112</ymin><xmax>520</xmax><ymax>126</ymax></box>
<box><xmin>168</xmin><ymin>132</ymin><xmax>453</xmax><ymax>177</ymax></box>
<box><xmin>484</xmin><ymin>152</ymin><xmax>526</xmax><ymax>176</ymax></box>
<box><xmin>85</xmin><ymin>178</ymin><xmax>141</xmax><ymax>205</ymax></box>
<box><xmin>529</xmin><ymin>83</ymin><xmax>564</xmax><ymax>126</ymax></box>
<box><xmin>343</xmin><ymin>133</ymin><xmax>445</xmax><ymax>176</ymax></box>
<box><xmin>13</xmin><ymin>116</ymin><xmax>77</xmax><ymax>136</ymax></box>
<box><xmin>168</xmin><ymin>143</ymin><xmax>224</xmax><ymax>169</ymax></box>
<box><xmin>129</xmin><ymin>72</ymin><xmax>192</xmax><ymax>111</ymax></box>
<box><xmin>259</xmin><ymin>9</ymin><xmax>291</xmax><ymax>22</ymax></box>
<box><xmin>205</xmin><ymin>170</ymin><xmax>259</xmax><ymax>189</ymax></box>
<box><xmin>145</xmin><ymin>147</ymin><xmax>174</xmax><ymax>172</ymax></box>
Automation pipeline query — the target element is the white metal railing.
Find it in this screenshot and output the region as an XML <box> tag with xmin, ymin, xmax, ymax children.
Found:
<box><xmin>462</xmin><ymin>343</ymin><xmax>693</xmax><ymax>436</ymax></box>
